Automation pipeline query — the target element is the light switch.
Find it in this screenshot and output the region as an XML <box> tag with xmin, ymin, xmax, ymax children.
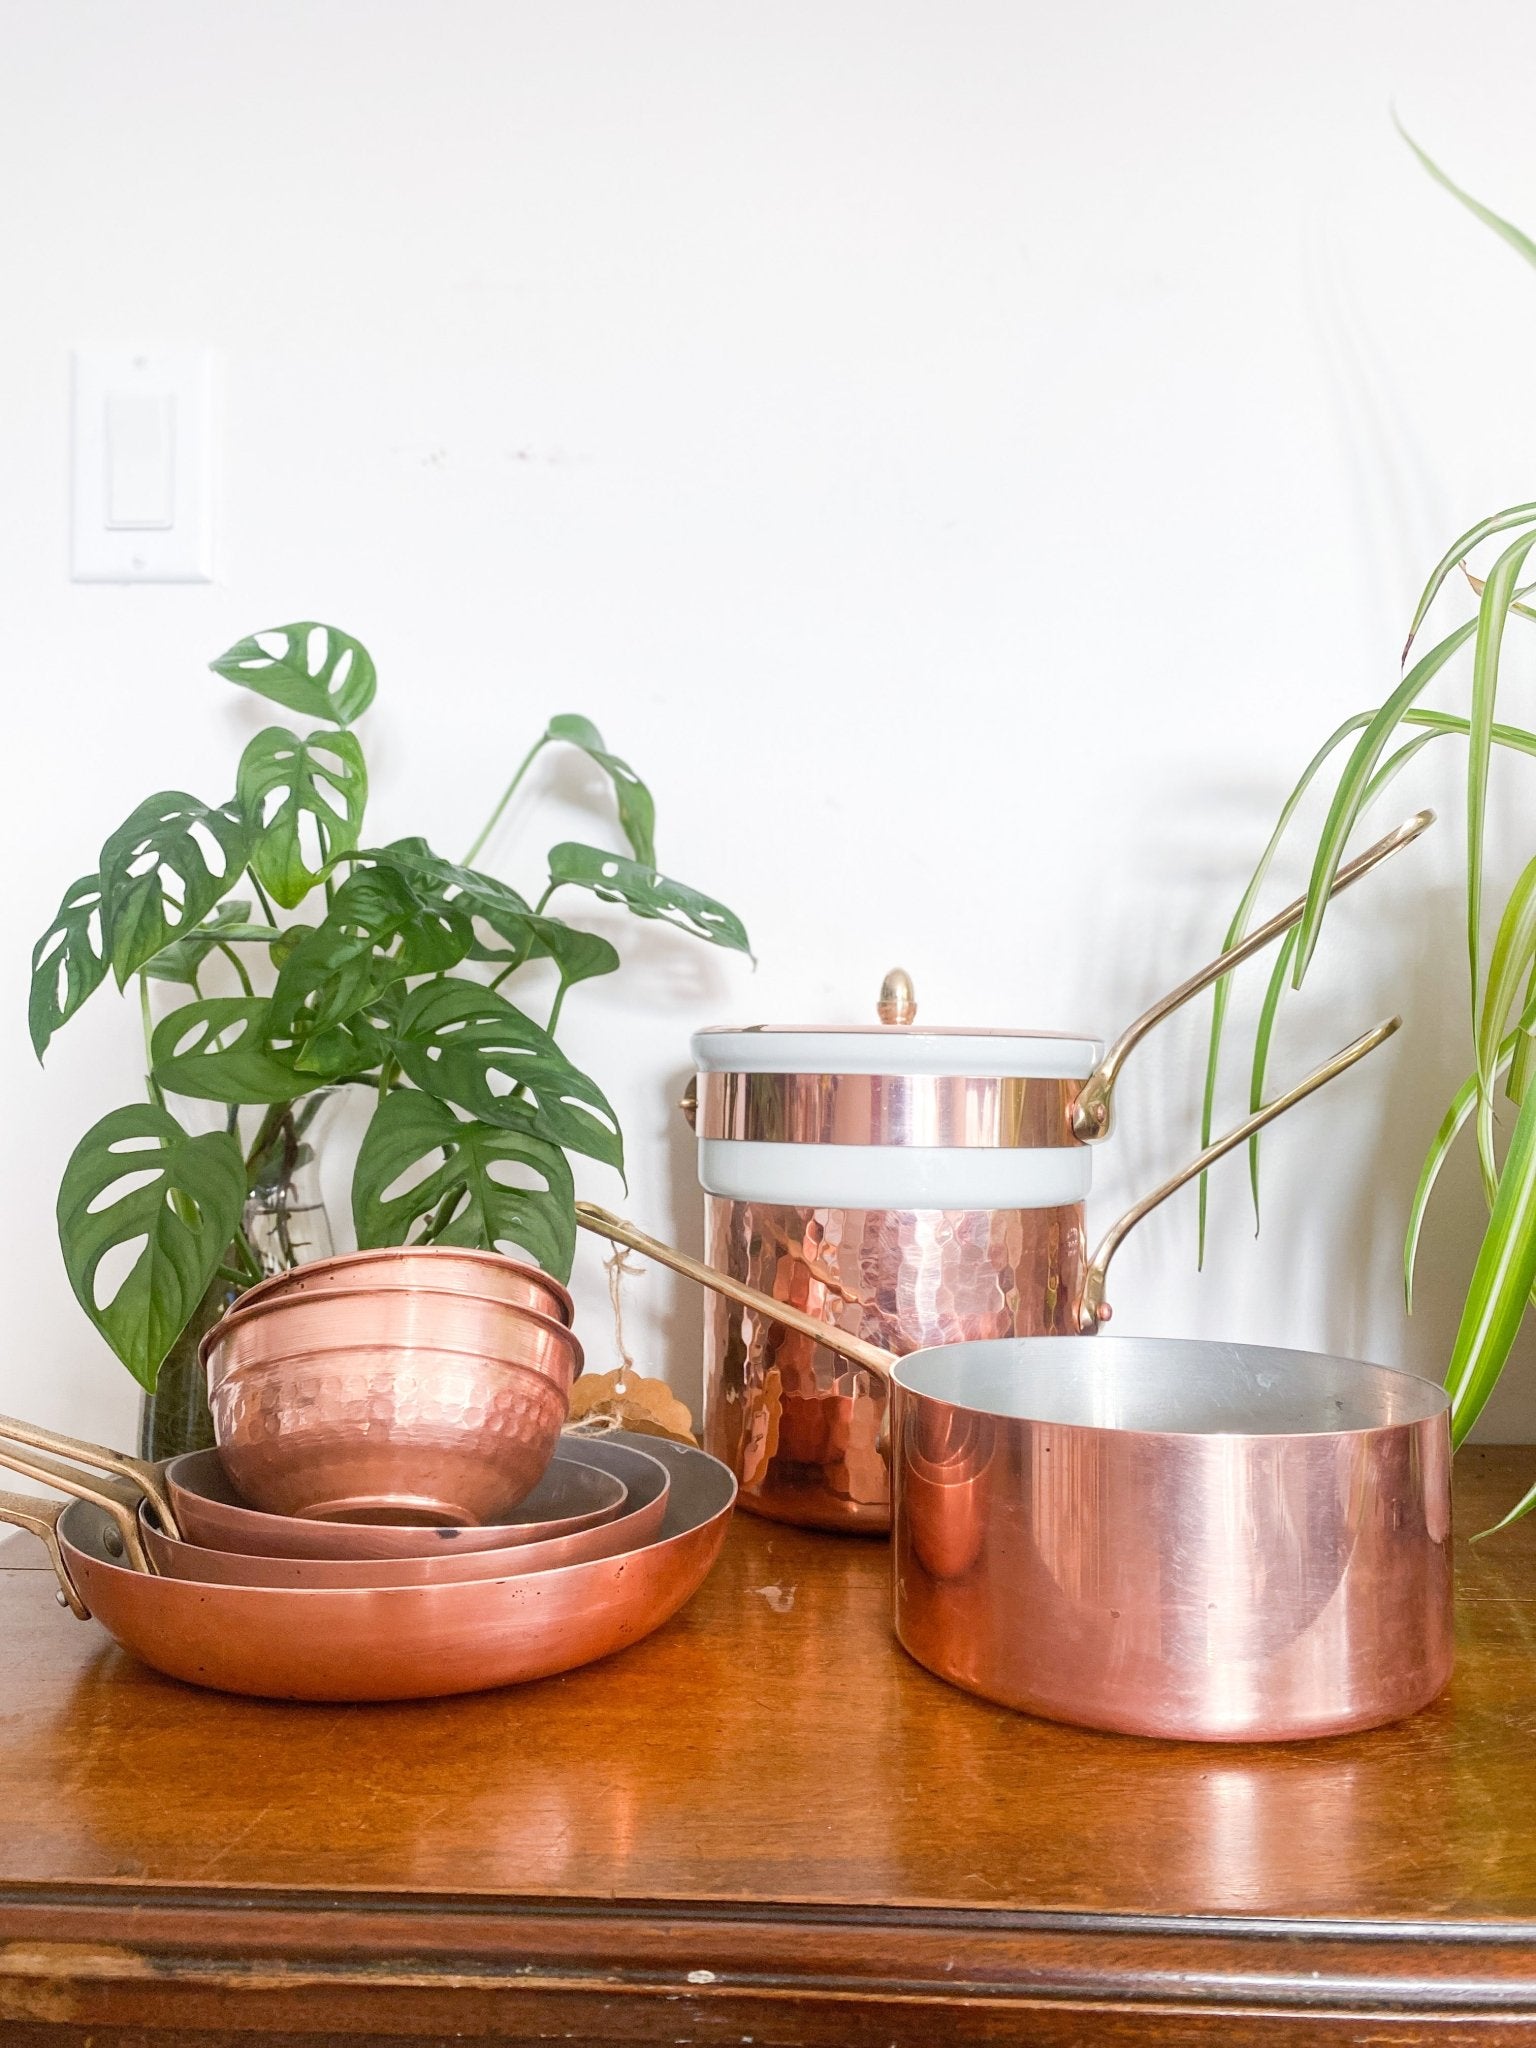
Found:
<box><xmin>104</xmin><ymin>392</ymin><xmax>176</xmax><ymax>529</ymax></box>
<box><xmin>72</xmin><ymin>351</ymin><xmax>215</xmax><ymax>582</ymax></box>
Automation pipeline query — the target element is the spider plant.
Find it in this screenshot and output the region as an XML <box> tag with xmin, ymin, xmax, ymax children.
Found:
<box><xmin>1201</xmin><ymin>124</ymin><xmax>1536</xmax><ymax>1528</ymax></box>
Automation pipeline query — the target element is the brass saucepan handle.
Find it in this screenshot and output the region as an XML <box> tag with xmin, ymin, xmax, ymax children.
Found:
<box><xmin>1075</xmin><ymin>1016</ymin><xmax>1400</xmax><ymax>1332</ymax></box>
<box><xmin>0</xmin><ymin>1441</ymin><xmax>154</xmax><ymax>1575</ymax></box>
<box><xmin>0</xmin><ymin>1410</ymin><xmax>182</xmax><ymax>1542</ymax></box>
<box><xmin>1071</xmin><ymin>811</ymin><xmax>1431</xmax><ymax>1141</ymax></box>
<box><xmin>573</xmin><ymin>1205</ymin><xmax>898</xmax><ymax>1379</ymax></box>
<box><xmin>0</xmin><ymin>1489</ymin><xmax>89</xmax><ymax>1618</ymax></box>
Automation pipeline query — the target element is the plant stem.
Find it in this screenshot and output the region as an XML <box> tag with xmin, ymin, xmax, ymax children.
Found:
<box><xmin>461</xmin><ymin>737</ymin><xmax>547</xmax><ymax>869</ymax></box>
<box><xmin>534</xmin><ymin>882</ymin><xmax>556</xmax><ymax>915</ymax></box>
<box><xmin>138</xmin><ymin>975</ymin><xmax>165</xmax><ymax>1109</ymax></box>
<box><xmin>249</xmin><ymin>873</ymin><xmax>280</xmax><ymax>925</ymax></box>
<box><xmin>229</xmin><ymin>1231</ymin><xmax>265</xmax><ymax>1285</ymax></box>
<box><xmin>546</xmin><ymin>975</ymin><xmax>571</xmax><ymax>1038</ymax></box>
<box><xmin>215</xmin><ymin>941</ymin><xmax>255</xmax><ymax>997</ymax></box>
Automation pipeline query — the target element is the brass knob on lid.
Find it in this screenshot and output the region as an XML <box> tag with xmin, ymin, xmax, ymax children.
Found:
<box><xmin>877</xmin><ymin>968</ymin><xmax>916</xmax><ymax>1027</ymax></box>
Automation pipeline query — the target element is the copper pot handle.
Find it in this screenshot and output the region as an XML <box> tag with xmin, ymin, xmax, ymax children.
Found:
<box><xmin>0</xmin><ymin>1489</ymin><xmax>90</xmax><ymax>1618</ymax></box>
<box><xmin>0</xmin><ymin>1440</ymin><xmax>154</xmax><ymax>1574</ymax></box>
<box><xmin>0</xmin><ymin>1410</ymin><xmax>181</xmax><ymax>1542</ymax></box>
<box><xmin>1075</xmin><ymin>1015</ymin><xmax>1400</xmax><ymax>1332</ymax></box>
<box><xmin>573</xmin><ymin>1205</ymin><xmax>899</xmax><ymax>1379</ymax></box>
<box><xmin>1071</xmin><ymin>811</ymin><xmax>1431</xmax><ymax>1141</ymax></box>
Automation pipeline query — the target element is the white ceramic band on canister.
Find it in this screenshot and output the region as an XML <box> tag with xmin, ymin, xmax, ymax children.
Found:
<box><xmin>690</xmin><ymin>1025</ymin><xmax>1105</xmax><ymax>1211</ymax></box>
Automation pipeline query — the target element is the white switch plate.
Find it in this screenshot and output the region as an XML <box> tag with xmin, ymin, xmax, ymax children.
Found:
<box><xmin>71</xmin><ymin>351</ymin><xmax>215</xmax><ymax>582</ymax></box>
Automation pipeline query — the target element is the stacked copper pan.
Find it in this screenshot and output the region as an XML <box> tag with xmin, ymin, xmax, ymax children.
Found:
<box><xmin>0</xmin><ymin>1246</ymin><xmax>736</xmax><ymax>1701</ymax></box>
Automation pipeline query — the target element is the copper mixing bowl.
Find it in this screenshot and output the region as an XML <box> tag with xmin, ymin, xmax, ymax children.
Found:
<box><xmin>232</xmin><ymin>1244</ymin><xmax>575</xmax><ymax>1328</ymax></box>
<box><xmin>202</xmin><ymin>1284</ymin><xmax>584</xmax><ymax>1526</ymax></box>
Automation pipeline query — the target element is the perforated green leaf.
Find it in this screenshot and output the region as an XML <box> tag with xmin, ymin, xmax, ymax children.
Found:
<box><xmin>56</xmin><ymin>1104</ymin><xmax>247</xmax><ymax>1389</ymax></box>
<box><xmin>545</xmin><ymin>715</ymin><xmax>656</xmax><ymax>866</ymax></box>
<box><xmin>352</xmin><ymin>1089</ymin><xmax>575</xmax><ymax>1278</ymax></box>
<box><xmin>29</xmin><ymin>873</ymin><xmax>109</xmax><ymax>1058</ymax></box>
<box><xmin>388</xmin><ymin>979</ymin><xmax>622</xmax><ymax>1173</ymax></box>
<box><xmin>98</xmin><ymin>791</ymin><xmax>252</xmax><ymax>988</ymax></box>
<box><xmin>211</xmin><ymin>622</ymin><xmax>377</xmax><ymax>727</ymax></box>
<box><xmin>237</xmin><ymin>725</ymin><xmax>368</xmax><ymax>909</ymax></box>
<box><xmin>363</xmin><ymin>839</ymin><xmax>620</xmax><ymax>985</ymax></box>
<box><xmin>270</xmin><ymin>866</ymin><xmax>473</xmax><ymax>1047</ymax></box>
<box><xmin>546</xmin><ymin>842</ymin><xmax>752</xmax><ymax>954</ymax></box>
<box><xmin>151</xmin><ymin>997</ymin><xmax>346</xmax><ymax>1105</ymax></box>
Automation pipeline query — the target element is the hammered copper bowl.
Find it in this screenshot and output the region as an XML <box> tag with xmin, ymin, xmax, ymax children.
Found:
<box><xmin>232</xmin><ymin>1245</ymin><xmax>574</xmax><ymax>1328</ymax></box>
<box><xmin>201</xmin><ymin>1286</ymin><xmax>584</xmax><ymax>1526</ymax></box>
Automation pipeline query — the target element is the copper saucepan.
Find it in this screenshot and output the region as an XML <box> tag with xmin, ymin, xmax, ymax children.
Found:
<box><xmin>0</xmin><ymin>1431</ymin><xmax>735</xmax><ymax>1701</ymax></box>
<box><xmin>575</xmin><ymin>1207</ymin><xmax>1453</xmax><ymax>1743</ymax></box>
<box><xmin>688</xmin><ymin>812</ymin><xmax>1433</xmax><ymax>1532</ymax></box>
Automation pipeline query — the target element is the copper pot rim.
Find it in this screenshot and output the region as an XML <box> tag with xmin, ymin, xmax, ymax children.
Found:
<box><xmin>232</xmin><ymin>1245</ymin><xmax>575</xmax><ymax>1325</ymax></box>
<box><xmin>885</xmin><ymin>1336</ymin><xmax>1451</xmax><ymax>1444</ymax></box>
<box><xmin>200</xmin><ymin>1287</ymin><xmax>585</xmax><ymax>1380</ymax></box>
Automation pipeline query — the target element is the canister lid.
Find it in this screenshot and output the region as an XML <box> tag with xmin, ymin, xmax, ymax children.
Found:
<box><xmin>691</xmin><ymin>968</ymin><xmax>1101</xmax><ymax>1081</ymax></box>
<box><xmin>691</xmin><ymin>1025</ymin><xmax>1101</xmax><ymax>1080</ymax></box>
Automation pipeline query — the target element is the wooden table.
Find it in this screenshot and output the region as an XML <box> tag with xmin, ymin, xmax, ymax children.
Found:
<box><xmin>2</xmin><ymin>1444</ymin><xmax>1536</xmax><ymax>2045</ymax></box>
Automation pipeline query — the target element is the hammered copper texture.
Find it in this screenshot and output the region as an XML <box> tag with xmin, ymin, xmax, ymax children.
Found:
<box><xmin>703</xmin><ymin>1198</ymin><xmax>1085</xmax><ymax>1531</ymax></box>
<box><xmin>210</xmin><ymin>1352</ymin><xmax>570</xmax><ymax>1525</ymax></box>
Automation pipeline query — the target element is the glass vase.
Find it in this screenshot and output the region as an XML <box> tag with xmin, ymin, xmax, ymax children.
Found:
<box><xmin>138</xmin><ymin>1090</ymin><xmax>342</xmax><ymax>1460</ymax></box>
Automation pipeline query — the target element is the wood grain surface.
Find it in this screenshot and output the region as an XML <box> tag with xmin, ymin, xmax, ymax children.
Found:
<box><xmin>2</xmin><ymin>1442</ymin><xmax>1535</xmax><ymax>2044</ymax></box>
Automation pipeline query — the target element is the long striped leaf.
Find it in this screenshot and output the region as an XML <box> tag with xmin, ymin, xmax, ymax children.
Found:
<box><xmin>1202</xmin><ymin>705</ymin><xmax>1536</xmax><ymax>1263</ymax></box>
<box><xmin>1291</xmin><ymin>614</ymin><xmax>1490</xmax><ymax>987</ymax></box>
<box><xmin>1403</xmin><ymin>1005</ymin><xmax>1536</xmax><ymax>1311</ymax></box>
<box><xmin>1235</xmin><ymin>729</ymin><xmax>1439</xmax><ymax>1233</ymax></box>
<box><xmin>1465</xmin><ymin>530</ymin><xmax>1536</xmax><ymax>1026</ymax></box>
<box><xmin>1402</xmin><ymin>508</ymin><xmax>1536</xmax><ymax>659</ymax></box>
<box><xmin>1444</xmin><ymin>1078</ymin><xmax>1536</xmax><ymax>1449</ymax></box>
<box><xmin>1478</xmin><ymin>853</ymin><xmax>1536</xmax><ymax>1099</ymax></box>
<box><xmin>1245</xmin><ymin>929</ymin><xmax>1297</xmax><ymax>1226</ymax></box>
<box><xmin>1397</xmin><ymin>118</ymin><xmax>1536</xmax><ymax>272</ymax></box>
<box><xmin>1472</xmin><ymin>1469</ymin><xmax>1536</xmax><ymax>1539</ymax></box>
<box><xmin>1196</xmin><ymin>714</ymin><xmax>1374</xmax><ymax>1263</ymax></box>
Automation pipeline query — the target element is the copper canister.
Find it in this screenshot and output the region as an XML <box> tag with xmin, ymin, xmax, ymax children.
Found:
<box><xmin>690</xmin><ymin>974</ymin><xmax>1105</xmax><ymax>1532</ymax></box>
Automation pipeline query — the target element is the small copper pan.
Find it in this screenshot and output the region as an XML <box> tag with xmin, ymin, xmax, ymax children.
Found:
<box><xmin>137</xmin><ymin>1441</ymin><xmax>670</xmax><ymax>1588</ymax></box>
<box><xmin>575</xmin><ymin>1209</ymin><xmax>1454</xmax><ymax>1744</ymax></box>
<box><xmin>0</xmin><ymin>1433</ymin><xmax>734</xmax><ymax>1701</ymax></box>
<box><xmin>165</xmin><ymin>1444</ymin><xmax>635</xmax><ymax>1561</ymax></box>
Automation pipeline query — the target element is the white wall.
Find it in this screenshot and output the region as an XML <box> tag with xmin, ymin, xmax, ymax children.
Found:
<box><xmin>3</xmin><ymin>0</ymin><xmax>1536</xmax><ymax>1459</ymax></box>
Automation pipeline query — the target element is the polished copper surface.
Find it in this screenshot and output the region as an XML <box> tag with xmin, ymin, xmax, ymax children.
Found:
<box><xmin>165</xmin><ymin>1442</ymin><xmax>638</xmax><ymax>1560</ymax></box>
<box><xmin>203</xmin><ymin>1286</ymin><xmax>582</xmax><ymax>1524</ymax></box>
<box><xmin>0</xmin><ymin>1433</ymin><xmax>735</xmax><ymax>1702</ymax></box>
<box><xmin>890</xmin><ymin>1341</ymin><xmax>1453</xmax><ymax>1741</ymax></box>
<box><xmin>704</xmin><ymin>1198</ymin><xmax>1083</xmax><ymax>1530</ymax></box>
<box><xmin>693</xmin><ymin>1020</ymin><xmax>1399</xmax><ymax>1528</ymax></box>
<box><xmin>574</xmin><ymin>1209</ymin><xmax>1454</xmax><ymax>1741</ymax></box>
<box><xmin>231</xmin><ymin>1243</ymin><xmax>574</xmax><ymax>1328</ymax></box>
<box><xmin>140</xmin><ymin>1440</ymin><xmax>670</xmax><ymax>1588</ymax></box>
<box><xmin>695</xmin><ymin>1070</ymin><xmax>1079</xmax><ymax>1147</ymax></box>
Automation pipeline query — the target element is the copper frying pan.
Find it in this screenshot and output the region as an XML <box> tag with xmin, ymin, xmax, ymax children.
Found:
<box><xmin>0</xmin><ymin>1432</ymin><xmax>735</xmax><ymax>1701</ymax></box>
<box><xmin>574</xmin><ymin>1210</ymin><xmax>1453</xmax><ymax>1743</ymax></box>
<box><xmin>137</xmin><ymin>1439</ymin><xmax>671</xmax><ymax>1587</ymax></box>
